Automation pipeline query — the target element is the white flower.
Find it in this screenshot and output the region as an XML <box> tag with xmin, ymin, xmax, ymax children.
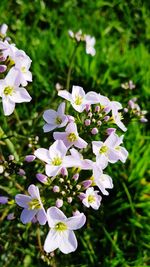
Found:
<box><xmin>0</xmin><ymin>68</ymin><xmax>32</xmax><ymax>116</ymax></box>
<box><xmin>14</xmin><ymin>50</ymin><xmax>32</xmax><ymax>86</ymax></box>
<box><xmin>81</xmin><ymin>187</ymin><xmax>102</xmax><ymax>210</ymax></box>
<box><xmin>58</xmin><ymin>85</ymin><xmax>99</xmax><ymax>112</ymax></box>
<box><xmin>43</xmin><ymin>102</ymin><xmax>68</xmax><ymax>132</ymax></box>
<box><xmin>85</xmin><ymin>35</ymin><xmax>96</xmax><ymax>56</ymax></box>
<box><xmin>44</xmin><ymin>207</ymin><xmax>86</xmax><ymax>254</ymax></box>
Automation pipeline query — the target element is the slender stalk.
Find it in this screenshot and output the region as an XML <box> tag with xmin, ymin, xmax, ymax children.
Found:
<box><xmin>14</xmin><ymin>109</ymin><xmax>26</xmax><ymax>135</ymax></box>
<box><xmin>66</xmin><ymin>43</ymin><xmax>79</xmax><ymax>90</ymax></box>
<box><xmin>37</xmin><ymin>226</ymin><xmax>43</xmax><ymax>253</ymax></box>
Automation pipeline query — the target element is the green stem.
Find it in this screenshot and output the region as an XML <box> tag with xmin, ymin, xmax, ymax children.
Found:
<box><xmin>0</xmin><ymin>126</ymin><xmax>19</xmax><ymax>161</ymax></box>
<box><xmin>14</xmin><ymin>109</ymin><xmax>26</xmax><ymax>134</ymax></box>
<box><xmin>66</xmin><ymin>43</ymin><xmax>79</xmax><ymax>90</ymax></box>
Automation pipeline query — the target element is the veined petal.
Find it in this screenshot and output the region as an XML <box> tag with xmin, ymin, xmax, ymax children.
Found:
<box><xmin>118</xmin><ymin>147</ymin><xmax>128</xmax><ymax>163</ymax></box>
<box><xmin>92</xmin><ymin>141</ymin><xmax>103</xmax><ymax>156</ymax></box>
<box><xmin>59</xmin><ymin>230</ymin><xmax>77</xmax><ymax>254</ymax></box>
<box><xmin>53</xmin><ymin>132</ymin><xmax>67</xmax><ymax>142</ymax></box>
<box><xmin>43</xmin><ymin>109</ymin><xmax>57</xmax><ymax>123</ymax></box>
<box><xmin>10</xmin><ymin>88</ymin><xmax>32</xmax><ymax>103</ymax></box>
<box><xmin>74</xmin><ymin>137</ymin><xmax>88</xmax><ymax>149</ymax></box>
<box><xmin>47</xmin><ymin>207</ymin><xmax>67</xmax><ymax>227</ymax></box>
<box><xmin>44</xmin><ymin>229</ymin><xmax>60</xmax><ymax>253</ymax></box>
<box><xmin>20</xmin><ymin>208</ymin><xmax>37</xmax><ymax>224</ymax></box>
<box><xmin>66</xmin><ymin>213</ymin><xmax>86</xmax><ymax>230</ymax></box>
<box><xmin>37</xmin><ymin>208</ymin><xmax>47</xmax><ymax>225</ymax></box>
<box><xmin>28</xmin><ymin>184</ymin><xmax>40</xmax><ymax>199</ymax></box>
<box><xmin>15</xmin><ymin>194</ymin><xmax>31</xmax><ymax>208</ymax></box>
<box><xmin>107</xmin><ymin>148</ymin><xmax>120</xmax><ymax>163</ymax></box>
<box><xmin>2</xmin><ymin>98</ymin><xmax>15</xmax><ymax>116</ymax></box>
<box><xmin>66</xmin><ymin>122</ymin><xmax>78</xmax><ymax>134</ymax></box>
<box><xmin>49</xmin><ymin>140</ymin><xmax>67</xmax><ymax>159</ymax></box>
<box><xmin>45</xmin><ymin>164</ymin><xmax>61</xmax><ymax>177</ymax></box>
<box><xmin>85</xmin><ymin>91</ymin><xmax>100</xmax><ymax>104</ymax></box>
<box><xmin>43</xmin><ymin>123</ymin><xmax>57</xmax><ymax>132</ymax></box>
<box><xmin>58</xmin><ymin>90</ymin><xmax>72</xmax><ymax>101</ymax></box>
<box><xmin>34</xmin><ymin>148</ymin><xmax>50</xmax><ymax>164</ymax></box>
<box><xmin>72</xmin><ymin>85</ymin><xmax>85</xmax><ymax>100</ymax></box>
<box><xmin>57</xmin><ymin>102</ymin><xmax>65</xmax><ymax>114</ymax></box>
<box><xmin>5</xmin><ymin>67</ymin><xmax>19</xmax><ymax>86</ymax></box>
<box><xmin>105</xmin><ymin>133</ymin><xmax>123</xmax><ymax>147</ymax></box>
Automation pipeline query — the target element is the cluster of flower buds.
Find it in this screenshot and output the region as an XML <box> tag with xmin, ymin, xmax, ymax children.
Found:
<box><xmin>15</xmin><ymin>85</ymin><xmax>128</xmax><ymax>255</ymax></box>
<box><xmin>68</xmin><ymin>29</ymin><xmax>96</xmax><ymax>56</ymax></box>
<box><xmin>124</xmin><ymin>97</ymin><xmax>148</xmax><ymax>123</ymax></box>
<box><xmin>0</xmin><ymin>24</ymin><xmax>32</xmax><ymax>116</ymax></box>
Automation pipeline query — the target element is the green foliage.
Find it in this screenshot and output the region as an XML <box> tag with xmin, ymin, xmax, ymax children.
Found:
<box><xmin>0</xmin><ymin>0</ymin><xmax>149</xmax><ymax>266</ymax></box>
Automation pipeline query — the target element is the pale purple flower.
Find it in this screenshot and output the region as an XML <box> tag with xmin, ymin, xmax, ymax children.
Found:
<box><xmin>92</xmin><ymin>132</ymin><xmax>128</xmax><ymax>167</ymax></box>
<box><xmin>68</xmin><ymin>148</ymin><xmax>93</xmax><ymax>170</ymax></box>
<box><xmin>15</xmin><ymin>184</ymin><xmax>47</xmax><ymax>225</ymax></box>
<box><xmin>81</xmin><ymin>187</ymin><xmax>102</xmax><ymax>209</ymax></box>
<box><xmin>85</xmin><ymin>35</ymin><xmax>96</xmax><ymax>56</ymax></box>
<box><xmin>58</xmin><ymin>86</ymin><xmax>99</xmax><ymax>112</ymax></box>
<box><xmin>53</xmin><ymin>122</ymin><xmax>87</xmax><ymax>149</ymax></box>
<box><xmin>36</xmin><ymin>173</ymin><xmax>48</xmax><ymax>184</ymax></box>
<box><xmin>0</xmin><ymin>40</ymin><xmax>16</xmax><ymax>60</ymax></box>
<box><xmin>43</xmin><ymin>102</ymin><xmax>68</xmax><ymax>132</ymax></box>
<box><xmin>0</xmin><ymin>68</ymin><xmax>32</xmax><ymax>116</ymax></box>
<box><xmin>110</xmin><ymin>101</ymin><xmax>127</xmax><ymax>132</ymax></box>
<box><xmin>140</xmin><ymin>117</ymin><xmax>148</xmax><ymax>123</ymax></box>
<box><xmin>14</xmin><ymin>50</ymin><xmax>32</xmax><ymax>86</ymax></box>
<box><xmin>34</xmin><ymin>140</ymin><xmax>76</xmax><ymax>177</ymax></box>
<box><xmin>92</xmin><ymin>163</ymin><xmax>113</xmax><ymax>195</ymax></box>
<box><xmin>44</xmin><ymin>207</ymin><xmax>86</xmax><ymax>254</ymax></box>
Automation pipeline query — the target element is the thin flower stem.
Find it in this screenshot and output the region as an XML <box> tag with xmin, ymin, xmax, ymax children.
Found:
<box><xmin>37</xmin><ymin>226</ymin><xmax>43</xmax><ymax>253</ymax></box>
<box><xmin>0</xmin><ymin>126</ymin><xmax>19</xmax><ymax>161</ymax></box>
<box><xmin>66</xmin><ymin>43</ymin><xmax>79</xmax><ymax>91</ymax></box>
<box><xmin>14</xmin><ymin>109</ymin><xmax>26</xmax><ymax>135</ymax></box>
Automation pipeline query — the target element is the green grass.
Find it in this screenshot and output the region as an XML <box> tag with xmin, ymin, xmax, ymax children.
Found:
<box><xmin>0</xmin><ymin>0</ymin><xmax>150</xmax><ymax>266</ymax></box>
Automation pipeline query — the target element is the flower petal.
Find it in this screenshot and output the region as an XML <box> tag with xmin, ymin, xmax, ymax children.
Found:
<box><xmin>47</xmin><ymin>207</ymin><xmax>67</xmax><ymax>228</ymax></box>
<box><xmin>58</xmin><ymin>90</ymin><xmax>72</xmax><ymax>101</ymax></box>
<box><xmin>44</xmin><ymin>229</ymin><xmax>59</xmax><ymax>253</ymax></box>
<box><xmin>2</xmin><ymin>98</ymin><xmax>15</xmax><ymax>116</ymax></box>
<box><xmin>37</xmin><ymin>208</ymin><xmax>47</xmax><ymax>225</ymax></box>
<box><xmin>20</xmin><ymin>208</ymin><xmax>37</xmax><ymax>224</ymax></box>
<box><xmin>10</xmin><ymin>88</ymin><xmax>32</xmax><ymax>103</ymax></box>
<box><xmin>59</xmin><ymin>230</ymin><xmax>77</xmax><ymax>254</ymax></box>
<box><xmin>28</xmin><ymin>184</ymin><xmax>40</xmax><ymax>199</ymax></box>
<box><xmin>66</xmin><ymin>213</ymin><xmax>86</xmax><ymax>230</ymax></box>
<box><xmin>34</xmin><ymin>148</ymin><xmax>50</xmax><ymax>164</ymax></box>
<box><xmin>15</xmin><ymin>194</ymin><xmax>31</xmax><ymax>208</ymax></box>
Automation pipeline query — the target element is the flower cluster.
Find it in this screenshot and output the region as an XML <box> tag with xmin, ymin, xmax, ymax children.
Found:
<box><xmin>0</xmin><ymin>24</ymin><xmax>32</xmax><ymax>115</ymax></box>
<box><xmin>68</xmin><ymin>29</ymin><xmax>96</xmax><ymax>56</ymax></box>
<box><xmin>15</xmin><ymin>85</ymin><xmax>128</xmax><ymax>255</ymax></box>
<box><xmin>124</xmin><ymin>97</ymin><xmax>148</xmax><ymax>123</ymax></box>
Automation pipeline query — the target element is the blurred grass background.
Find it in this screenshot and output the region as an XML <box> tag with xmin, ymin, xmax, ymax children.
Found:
<box><xmin>0</xmin><ymin>0</ymin><xmax>150</xmax><ymax>266</ymax></box>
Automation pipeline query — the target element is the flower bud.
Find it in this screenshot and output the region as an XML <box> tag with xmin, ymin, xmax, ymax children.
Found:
<box><xmin>53</xmin><ymin>186</ymin><xmax>60</xmax><ymax>193</ymax></box>
<box><xmin>0</xmin><ymin>65</ymin><xmax>7</xmax><ymax>73</ymax></box>
<box><xmin>104</xmin><ymin>106</ymin><xmax>110</xmax><ymax>113</ymax></box>
<box><xmin>60</xmin><ymin>167</ymin><xmax>68</xmax><ymax>177</ymax></box>
<box><xmin>97</xmin><ymin>120</ymin><xmax>102</xmax><ymax>126</ymax></box>
<box><xmin>104</xmin><ymin>116</ymin><xmax>110</xmax><ymax>122</ymax></box>
<box><xmin>84</xmin><ymin>119</ymin><xmax>91</xmax><ymax>126</ymax></box>
<box><xmin>140</xmin><ymin>117</ymin><xmax>148</xmax><ymax>123</ymax></box>
<box><xmin>7</xmin><ymin>213</ymin><xmax>15</xmax><ymax>220</ymax></box>
<box><xmin>88</xmin><ymin>112</ymin><xmax>92</xmax><ymax>118</ymax></box>
<box><xmin>59</xmin><ymin>178</ymin><xmax>64</xmax><ymax>183</ymax></box>
<box><xmin>106</xmin><ymin>128</ymin><xmax>116</xmax><ymax>135</ymax></box>
<box><xmin>0</xmin><ymin>196</ymin><xmax>8</xmax><ymax>204</ymax></box>
<box><xmin>72</xmin><ymin>173</ymin><xmax>79</xmax><ymax>181</ymax></box>
<box><xmin>0</xmin><ymin>23</ymin><xmax>8</xmax><ymax>35</ymax></box>
<box><xmin>67</xmin><ymin>197</ymin><xmax>72</xmax><ymax>203</ymax></box>
<box><xmin>8</xmin><ymin>155</ymin><xmax>14</xmax><ymax>161</ymax></box>
<box><xmin>95</xmin><ymin>106</ymin><xmax>100</xmax><ymax>112</ymax></box>
<box><xmin>76</xmin><ymin>184</ymin><xmax>81</xmax><ymax>190</ymax></box>
<box><xmin>124</xmin><ymin>108</ymin><xmax>128</xmax><ymax>113</ymax></box>
<box><xmin>56</xmin><ymin>199</ymin><xmax>63</xmax><ymax>208</ymax></box>
<box><xmin>25</xmin><ymin>155</ymin><xmax>36</xmax><ymax>162</ymax></box>
<box><xmin>128</xmin><ymin>100</ymin><xmax>135</xmax><ymax>109</ymax></box>
<box><xmin>61</xmin><ymin>191</ymin><xmax>65</xmax><ymax>196</ymax></box>
<box><xmin>91</xmin><ymin>127</ymin><xmax>98</xmax><ymax>135</ymax></box>
<box><xmin>78</xmin><ymin>193</ymin><xmax>85</xmax><ymax>200</ymax></box>
<box><xmin>82</xmin><ymin>180</ymin><xmax>92</xmax><ymax>189</ymax></box>
<box><xmin>67</xmin><ymin>115</ymin><xmax>75</xmax><ymax>123</ymax></box>
<box><xmin>0</xmin><ymin>165</ymin><xmax>4</xmax><ymax>174</ymax></box>
<box><xmin>36</xmin><ymin>173</ymin><xmax>48</xmax><ymax>184</ymax></box>
<box><xmin>18</xmin><ymin>168</ymin><xmax>26</xmax><ymax>176</ymax></box>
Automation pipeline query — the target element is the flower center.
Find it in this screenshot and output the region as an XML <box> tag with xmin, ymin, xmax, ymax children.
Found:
<box><xmin>99</xmin><ymin>145</ymin><xmax>108</xmax><ymax>154</ymax></box>
<box><xmin>28</xmin><ymin>198</ymin><xmax>41</xmax><ymax>210</ymax></box>
<box><xmin>67</xmin><ymin>133</ymin><xmax>77</xmax><ymax>142</ymax></box>
<box><xmin>52</xmin><ymin>156</ymin><xmax>62</xmax><ymax>166</ymax></box>
<box><xmin>75</xmin><ymin>95</ymin><xmax>83</xmax><ymax>105</ymax></box>
<box><xmin>55</xmin><ymin>222</ymin><xmax>68</xmax><ymax>231</ymax></box>
<box><xmin>55</xmin><ymin>116</ymin><xmax>62</xmax><ymax>125</ymax></box>
<box><xmin>88</xmin><ymin>195</ymin><xmax>95</xmax><ymax>203</ymax></box>
<box><xmin>4</xmin><ymin>86</ymin><xmax>14</xmax><ymax>96</ymax></box>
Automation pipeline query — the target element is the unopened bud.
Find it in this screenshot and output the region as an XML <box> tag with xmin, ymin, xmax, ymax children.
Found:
<box><xmin>85</xmin><ymin>104</ymin><xmax>91</xmax><ymax>112</ymax></box>
<box><xmin>91</xmin><ymin>127</ymin><xmax>98</xmax><ymax>135</ymax></box>
<box><xmin>53</xmin><ymin>186</ymin><xmax>60</xmax><ymax>193</ymax></box>
<box><xmin>60</xmin><ymin>167</ymin><xmax>68</xmax><ymax>177</ymax></box>
<box><xmin>0</xmin><ymin>196</ymin><xmax>8</xmax><ymax>204</ymax></box>
<box><xmin>0</xmin><ymin>165</ymin><xmax>4</xmax><ymax>174</ymax></box>
<box><xmin>67</xmin><ymin>197</ymin><xmax>72</xmax><ymax>203</ymax></box>
<box><xmin>84</xmin><ymin>119</ymin><xmax>91</xmax><ymax>126</ymax></box>
<box><xmin>88</xmin><ymin>112</ymin><xmax>92</xmax><ymax>118</ymax></box>
<box><xmin>72</xmin><ymin>173</ymin><xmax>79</xmax><ymax>181</ymax></box>
<box><xmin>67</xmin><ymin>115</ymin><xmax>75</xmax><ymax>123</ymax></box>
<box><xmin>0</xmin><ymin>65</ymin><xmax>7</xmax><ymax>73</ymax></box>
<box><xmin>0</xmin><ymin>23</ymin><xmax>8</xmax><ymax>35</ymax></box>
<box><xmin>82</xmin><ymin>180</ymin><xmax>92</xmax><ymax>189</ymax></box>
<box><xmin>95</xmin><ymin>106</ymin><xmax>100</xmax><ymax>112</ymax></box>
<box><xmin>18</xmin><ymin>168</ymin><xmax>26</xmax><ymax>176</ymax></box>
<box><xmin>8</xmin><ymin>155</ymin><xmax>14</xmax><ymax>161</ymax></box>
<box><xmin>36</xmin><ymin>173</ymin><xmax>48</xmax><ymax>184</ymax></box>
<box><xmin>59</xmin><ymin>178</ymin><xmax>64</xmax><ymax>183</ymax></box>
<box><xmin>7</xmin><ymin>213</ymin><xmax>15</xmax><ymax>220</ymax></box>
<box><xmin>124</xmin><ymin>108</ymin><xmax>128</xmax><ymax>113</ymax></box>
<box><xmin>97</xmin><ymin>120</ymin><xmax>102</xmax><ymax>126</ymax></box>
<box><xmin>56</xmin><ymin>199</ymin><xmax>63</xmax><ymax>208</ymax></box>
<box><xmin>140</xmin><ymin>117</ymin><xmax>148</xmax><ymax>123</ymax></box>
<box><xmin>25</xmin><ymin>155</ymin><xmax>36</xmax><ymax>162</ymax></box>
<box><xmin>76</xmin><ymin>184</ymin><xmax>81</xmax><ymax>190</ymax></box>
<box><xmin>106</xmin><ymin>128</ymin><xmax>116</xmax><ymax>135</ymax></box>
<box><xmin>104</xmin><ymin>116</ymin><xmax>110</xmax><ymax>122</ymax></box>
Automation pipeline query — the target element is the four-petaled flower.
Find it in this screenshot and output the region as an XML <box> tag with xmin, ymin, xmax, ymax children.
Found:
<box><xmin>58</xmin><ymin>86</ymin><xmax>99</xmax><ymax>112</ymax></box>
<box><xmin>44</xmin><ymin>207</ymin><xmax>86</xmax><ymax>254</ymax></box>
<box><xmin>80</xmin><ymin>187</ymin><xmax>102</xmax><ymax>209</ymax></box>
<box><xmin>53</xmin><ymin>122</ymin><xmax>88</xmax><ymax>149</ymax></box>
<box><xmin>15</xmin><ymin>184</ymin><xmax>47</xmax><ymax>225</ymax></box>
<box><xmin>43</xmin><ymin>102</ymin><xmax>68</xmax><ymax>132</ymax></box>
<box><xmin>0</xmin><ymin>68</ymin><xmax>31</xmax><ymax>115</ymax></box>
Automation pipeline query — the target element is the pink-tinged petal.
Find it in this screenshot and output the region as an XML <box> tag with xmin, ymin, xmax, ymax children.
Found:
<box><xmin>44</xmin><ymin>229</ymin><xmax>59</xmax><ymax>253</ymax></box>
<box><xmin>92</xmin><ymin>141</ymin><xmax>103</xmax><ymax>156</ymax></box>
<box><xmin>28</xmin><ymin>184</ymin><xmax>40</xmax><ymax>199</ymax></box>
<box><xmin>63</xmin><ymin>156</ymin><xmax>79</xmax><ymax>168</ymax></box>
<box><xmin>74</xmin><ymin>137</ymin><xmax>88</xmax><ymax>149</ymax></box>
<box><xmin>98</xmin><ymin>94</ymin><xmax>110</xmax><ymax>107</ymax></box>
<box><xmin>43</xmin><ymin>123</ymin><xmax>56</xmax><ymax>132</ymax></box>
<box><xmin>111</xmin><ymin>101</ymin><xmax>122</xmax><ymax>111</ymax></box>
<box><xmin>65</xmin><ymin>122</ymin><xmax>78</xmax><ymax>134</ymax></box>
<box><xmin>85</xmin><ymin>91</ymin><xmax>100</xmax><ymax>104</ymax></box>
<box><xmin>20</xmin><ymin>208</ymin><xmax>37</xmax><ymax>224</ymax></box>
<box><xmin>70</xmin><ymin>148</ymin><xmax>81</xmax><ymax>160</ymax></box>
<box><xmin>47</xmin><ymin>207</ymin><xmax>67</xmax><ymax>227</ymax></box>
<box><xmin>15</xmin><ymin>194</ymin><xmax>31</xmax><ymax>208</ymax></box>
<box><xmin>59</xmin><ymin>230</ymin><xmax>77</xmax><ymax>254</ymax></box>
<box><xmin>5</xmin><ymin>67</ymin><xmax>19</xmax><ymax>86</ymax></box>
<box><xmin>10</xmin><ymin>88</ymin><xmax>32</xmax><ymax>103</ymax></box>
<box><xmin>118</xmin><ymin>147</ymin><xmax>128</xmax><ymax>163</ymax></box>
<box><xmin>34</xmin><ymin>148</ymin><xmax>50</xmax><ymax>164</ymax></box>
<box><xmin>43</xmin><ymin>109</ymin><xmax>57</xmax><ymax>123</ymax></box>
<box><xmin>57</xmin><ymin>102</ymin><xmax>65</xmax><ymax>114</ymax></box>
<box><xmin>95</xmin><ymin>174</ymin><xmax>113</xmax><ymax>195</ymax></box>
<box><xmin>114</xmin><ymin>116</ymin><xmax>127</xmax><ymax>132</ymax></box>
<box><xmin>96</xmin><ymin>156</ymin><xmax>108</xmax><ymax>170</ymax></box>
<box><xmin>37</xmin><ymin>208</ymin><xmax>47</xmax><ymax>225</ymax></box>
<box><xmin>45</xmin><ymin>165</ymin><xmax>61</xmax><ymax>177</ymax></box>
<box><xmin>105</xmin><ymin>133</ymin><xmax>123</xmax><ymax>147</ymax></box>
<box><xmin>66</xmin><ymin>213</ymin><xmax>86</xmax><ymax>230</ymax></box>
<box><xmin>49</xmin><ymin>140</ymin><xmax>67</xmax><ymax>159</ymax></box>
<box><xmin>58</xmin><ymin>90</ymin><xmax>72</xmax><ymax>101</ymax></box>
<box><xmin>53</xmin><ymin>132</ymin><xmax>67</xmax><ymax>142</ymax></box>
<box><xmin>2</xmin><ymin>98</ymin><xmax>15</xmax><ymax>116</ymax></box>
<box><xmin>72</xmin><ymin>85</ymin><xmax>85</xmax><ymax>100</ymax></box>
<box><xmin>107</xmin><ymin>148</ymin><xmax>119</xmax><ymax>163</ymax></box>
